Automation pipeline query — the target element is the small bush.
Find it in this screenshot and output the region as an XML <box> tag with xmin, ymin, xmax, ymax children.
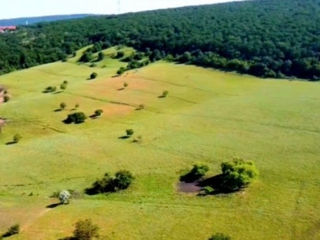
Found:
<box><xmin>117</xmin><ymin>67</ymin><xmax>127</xmax><ymax>75</ymax></box>
<box><xmin>160</xmin><ymin>90</ymin><xmax>169</xmax><ymax>98</ymax></box>
<box><xmin>90</xmin><ymin>72</ymin><xmax>98</xmax><ymax>80</ymax></box>
<box><xmin>200</xmin><ymin>186</ymin><xmax>215</xmax><ymax>195</ymax></box>
<box><xmin>209</xmin><ymin>233</ymin><xmax>231</xmax><ymax>240</ymax></box>
<box><xmin>73</xmin><ymin>219</ymin><xmax>99</xmax><ymax>240</ymax></box>
<box><xmin>86</xmin><ymin>170</ymin><xmax>134</xmax><ymax>195</ymax></box>
<box><xmin>60</xmin><ymin>102</ymin><xmax>67</xmax><ymax>110</ymax></box>
<box><xmin>115</xmin><ymin>51</ymin><xmax>125</xmax><ymax>59</ymax></box>
<box><xmin>64</xmin><ymin>112</ymin><xmax>87</xmax><ymax>124</ymax></box>
<box><xmin>43</xmin><ymin>86</ymin><xmax>56</xmax><ymax>93</ymax></box>
<box><xmin>123</xmin><ymin>82</ymin><xmax>128</xmax><ymax>88</ymax></box>
<box><xmin>136</xmin><ymin>104</ymin><xmax>145</xmax><ymax>110</ymax></box>
<box><xmin>75</xmin><ymin>103</ymin><xmax>80</xmax><ymax>109</ymax></box>
<box><xmin>220</xmin><ymin>158</ymin><xmax>259</xmax><ymax>191</ymax></box>
<box><xmin>2</xmin><ymin>224</ymin><xmax>20</xmax><ymax>238</ymax></box>
<box><xmin>3</xmin><ymin>95</ymin><xmax>10</xmax><ymax>102</ymax></box>
<box><xmin>94</xmin><ymin>109</ymin><xmax>103</xmax><ymax>117</ymax></box>
<box><xmin>180</xmin><ymin>164</ymin><xmax>209</xmax><ymax>183</ymax></box>
<box><xmin>13</xmin><ymin>134</ymin><xmax>22</xmax><ymax>143</ymax></box>
<box><xmin>126</xmin><ymin>129</ymin><xmax>134</xmax><ymax>137</ymax></box>
<box><xmin>97</xmin><ymin>52</ymin><xmax>104</xmax><ymax>61</ymax></box>
<box><xmin>60</xmin><ymin>82</ymin><xmax>67</xmax><ymax>90</ymax></box>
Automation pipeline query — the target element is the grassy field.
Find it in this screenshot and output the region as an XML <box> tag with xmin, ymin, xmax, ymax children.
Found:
<box><xmin>0</xmin><ymin>47</ymin><xmax>320</xmax><ymax>240</ymax></box>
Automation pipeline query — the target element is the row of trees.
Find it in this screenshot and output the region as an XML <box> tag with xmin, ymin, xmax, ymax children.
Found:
<box><xmin>0</xmin><ymin>0</ymin><xmax>319</xmax><ymax>80</ymax></box>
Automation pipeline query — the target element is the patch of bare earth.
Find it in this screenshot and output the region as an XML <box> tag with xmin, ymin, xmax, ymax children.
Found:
<box><xmin>177</xmin><ymin>181</ymin><xmax>201</xmax><ymax>194</ymax></box>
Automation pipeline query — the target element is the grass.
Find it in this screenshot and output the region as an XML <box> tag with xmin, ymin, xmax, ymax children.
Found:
<box><xmin>0</xmin><ymin>47</ymin><xmax>319</xmax><ymax>240</ymax></box>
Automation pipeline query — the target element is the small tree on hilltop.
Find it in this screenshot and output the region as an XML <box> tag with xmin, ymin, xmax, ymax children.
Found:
<box><xmin>220</xmin><ymin>158</ymin><xmax>259</xmax><ymax>192</ymax></box>
<box><xmin>73</xmin><ymin>219</ymin><xmax>99</xmax><ymax>240</ymax></box>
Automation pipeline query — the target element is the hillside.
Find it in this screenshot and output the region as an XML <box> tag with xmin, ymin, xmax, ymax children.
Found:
<box><xmin>0</xmin><ymin>14</ymin><xmax>92</xmax><ymax>26</ymax></box>
<box><xmin>0</xmin><ymin>46</ymin><xmax>319</xmax><ymax>239</ymax></box>
<box><xmin>0</xmin><ymin>0</ymin><xmax>320</xmax><ymax>80</ymax></box>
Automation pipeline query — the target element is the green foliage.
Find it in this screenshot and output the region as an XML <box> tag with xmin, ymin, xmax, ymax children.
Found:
<box><xmin>160</xmin><ymin>90</ymin><xmax>169</xmax><ymax>98</ymax></box>
<box><xmin>200</xmin><ymin>186</ymin><xmax>215</xmax><ymax>195</ymax></box>
<box><xmin>73</xmin><ymin>219</ymin><xmax>99</xmax><ymax>240</ymax></box>
<box><xmin>90</xmin><ymin>72</ymin><xmax>98</xmax><ymax>80</ymax></box>
<box><xmin>126</xmin><ymin>129</ymin><xmax>134</xmax><ymax>137</ymax></box>
<box><xmin>13</xmin><ymin>134</ymin><xmax>22</xmax><ymax>143</ymax></box>
<box><xmin>94</xmin><ymin>109</ymin><xmax>103</xmax><ymax>117</ymax></box>
<box><xmin>79</xmin><ymin>51</ymin><xmax>93</xmax><ymax>63</ymax></box>
<box><xmin>3</xmin><ymin>95</ymin><xmax>10</xmax><ymax>103</ymax></box>
<box><xmin>43</xmin><ymin>86</ymin><xmax>57</xmax><ymax>93</ymax></box>
<box><xmin>180</xmin><ymin>164</ymin><xmax>209</xmax><ymax>183</ymax></box>
<box><xmin>86</xmin><ymin>170</ymin><xmax>134</xmax><ymax>195</ymax></box>
<box><xmin>60</xmin><ymin>102</ymin><xmax>67</xmax><ymax>110</ymax></box>
<box><xmin>64</xmin><ymin>112</ymin><xmax>87</xmax><ymax>124</ymax></box>
<box><xmin>123</xmin><ymin>82</ymin><xmax>128</xmax><ymax>88</ymax></box>
<box><xmin>97</xmin><ymin>52</ymin><xmax>104</xmax><ymax>61</ymax></box>
<box><xmin>115</xmin><ymin>51</ymin><xmax>125</xmax><ymax>59</ymax></box>
<box><xmin>2</xmin><ymin>224</ymin><xmax>20</xmax><ymax>238</ymax></box>
<box><xmin>209</xmin><ymin>233</ymin><xmax>231</xmax><ymax>240</ymax></box>
<box><xmin>117</xmin><ymin>67</ymin><xmax>126</xmax><ymax>75</ymax></box>
<box><xmin>220</xmin><ymin>159</ymin><xmax>259</xmax><ymax>191</ymax></box>
<box><xmin>60</xmin><ymin>82</ymin><xmax>67</xmax><ymax>90</ymax></box>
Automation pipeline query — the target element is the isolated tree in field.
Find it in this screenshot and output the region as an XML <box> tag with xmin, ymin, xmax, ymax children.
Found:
<box><xmin>3</xmin><ymin>95</ymin><xmax>10</xmax><ymax>102</ymax></box>
<box><xmin>2</xmin><ymin>224</ymin><xmax>20</xmax><ymax>238</ymax></box>
<box><xmin>13</xmin><ymin>134</ymin><xmax>22</xmax><ymax>144</ymax></box>
<box><xmin>209</xmin><ymin>233</ymin><xmax>231</xmax><ymax>240</ymax></box>
<box><xmin>59</xmin><ymin>190</ymin><xmax>71</xmax><ymax>204</ymax></box>
<box><xmin>64</xmin><ymin>112</ymin><xmax>87</xmax><ymax>124</ymax></box>
<box><xmin>220</xmin><ymin>158</ymin><xmax>259</xmax><ymax>191</ymax></box>
<box><xmin>44</xmin><ymin>86</ymin><xmax>56</xmax><ymax>93</ymax></box>
<box><xmin>126</xmin><ymin>129</ymin><xmax>134</xmax><ymax>137</ymax></box>
<box><xmin>60</xmin><ymin>102</ymin><xmax>67</xmax><ymax>110</ymax></box>
<box><xmin>75</xmin><ymin>103</ymin><xmax>80</xmax><ymax>109</ymax></box>
<box><xmin>94</xmin><ymin>109</ymin><xmax>103</xmax><ymax>117</ymax></box>
<box><xmin>180</xmin><ymin>164</ymin><xmax>209</xmax><ymax>183</ymax></box>
<box><xmin>60</xmin><ymin>82</ymin><xmax>68</xmax><ymax>90</ymax></box>
<box><xmin>160</xmin><ymin>90</ymin><xmax>169</xmax><ymax>98</ymax></box>
<box><xmin>123</xmin><ymin>82</ymin><xmax>128</xmax><ymax>88</ymax></box>
<box><xmin>90</xmin><ymin>72</ymin><xmax>98</xmax><ymax>80</ymax></box>
<box><xmin>73</xmin><ymin>219</ymin><xmax>99</xmax><ymax>240</ymax></box>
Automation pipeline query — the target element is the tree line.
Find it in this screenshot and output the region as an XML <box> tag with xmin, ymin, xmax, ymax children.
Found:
<box><xmin>0</xmin><ymin>0</ymin><xmax>320</xmax><ymax>80</ymax></box>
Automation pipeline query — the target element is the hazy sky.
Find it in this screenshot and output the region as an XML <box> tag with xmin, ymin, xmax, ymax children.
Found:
<box><xmin>0</xmin><ymin>0</ymin><xmax>237</xmax><ymax>19</ymax></box>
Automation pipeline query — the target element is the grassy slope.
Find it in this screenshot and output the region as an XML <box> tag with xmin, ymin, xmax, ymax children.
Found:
<box><xmin>0</xmin><ymin>48</ymin><xmax>319</xmax><ymax>240</ymax></box>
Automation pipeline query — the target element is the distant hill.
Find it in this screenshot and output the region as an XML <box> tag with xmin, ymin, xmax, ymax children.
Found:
<box><xmin>0</xmin><ymin>14</ymin><xmax>93</xmax><ymax>26</ymax></box>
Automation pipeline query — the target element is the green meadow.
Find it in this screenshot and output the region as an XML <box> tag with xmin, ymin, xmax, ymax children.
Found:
<box><xmin>0</xmin><ymin>47</ymin><xmax>320</xmax><ymax>240</ymax></box>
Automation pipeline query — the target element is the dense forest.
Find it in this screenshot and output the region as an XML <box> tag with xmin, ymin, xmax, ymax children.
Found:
<box><xmin>0</xmin><ymin>0</ymin><xmax>320</xmax><ymax>80</ymax></box>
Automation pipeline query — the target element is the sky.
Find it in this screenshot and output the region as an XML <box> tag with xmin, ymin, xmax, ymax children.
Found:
<box><xmin>0</xmin><ymin>0</ymin><xmax>238</xmax><ymax>19</ymax></box>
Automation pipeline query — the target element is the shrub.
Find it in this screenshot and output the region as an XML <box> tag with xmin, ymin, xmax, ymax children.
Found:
<box><xmin>126</xmin><ymin>129</ymin><xmax>134</xmax><ymax>137</ymax></box>
<box><xmin>79</xmin><ymin>51</ymin><xmax>93</xmax><ymax>63</ymax></box>
<box><xmin>117</xmin><ymin>66</ymin><xmax>126</xmax><ymax>75</ymax></box>
<box><xmin>123</xmin><ymin>82</ymin><xmax>128</xmax><ymax>88</ymax></box>
<box><xmin>94</xmin><ymin>109</ymin><xmax>103</xmax><ymax>117</ymax></box>
<box><xmin>209</xmin><ymin>233</ymin><xmax>231</xmax><ymax>240</ymax></box>
<box><xmin>60</xmin><ymin>82</ymin><xmax>67</xmax><ymax>90</ymax></box>
<box><xmin>136</xmin><ymin>104</ymin><xmax>145</xmax><ymax>110</ymax></box>
<box><xmin>90</xmin><ymin>72</ymin><xmax>98</xmax><ymax>80</ymax></box>
<box><xmin>3</xmin><ymin>95</ymin><xmax>10</xmax><ymax>102</ymax></box>
<box><xmin>60</xmin><ymin>102</ymin><xmax>67</xmax><ymax>110</ymax></box>
<box><xmin>64</xmin><ymin>112</ymin><xmax>87</xmax><ymax>124</ymax></box>
<box><xmin>180</xmin><ymin>164</ymin><xmax>209</xmax><ymax>183</ymax></box>
<box><xmin>161</xmin><ymin>90</ymin><xmax>169</xmax><ymax>98</ymax></box>
<box><xmin>44</xmin><ymin>86</ymin><xmax>56</xmax><ymax>93</ymax></box>
<box><xmin>73</xmin><ymin>219</ymin><xmax>99</xmax><ymax>240</ymax></box>
<box><xmin>86</xmin><ymin>171</ymin><xmax>134</xmax><ymax>195</ymax></box>
<box><xmin>75</xmin><ymin>103</ymin><xmax>80</xmax><ymax>109</ymax></box>
<box><xmin>2</xmin><ymin>224</ymin><xmax>20</xmax><ymax>238</ymax></box>
<box><xmin>59</xmin><ymin>190</ymin><xmax>71</xmax><ymax>204</ymax></box>
<box><xmin>115</xmin><ymin>51</ymin><xmax>125</xmax><ymax>59</ymax></box>
<box><xmin>13</xmin><ymin>134</ymin><xmax>22</xmax><ymax>143</ymax></box>
<box><xmin>220</xmin><ymin>158</ymin><xmax>259</xmax><ymax>191</ymax></box>
<box><xmin>200</xmin><ymin>186</ymin><xmax>215</xmax><ymax>195</ymax></box>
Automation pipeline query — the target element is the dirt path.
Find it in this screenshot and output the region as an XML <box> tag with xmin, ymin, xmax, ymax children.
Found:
<box><xmin>21</xmin><ymin>208</ymin><xmax>52</xmax><ymax>232</ymax></box>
